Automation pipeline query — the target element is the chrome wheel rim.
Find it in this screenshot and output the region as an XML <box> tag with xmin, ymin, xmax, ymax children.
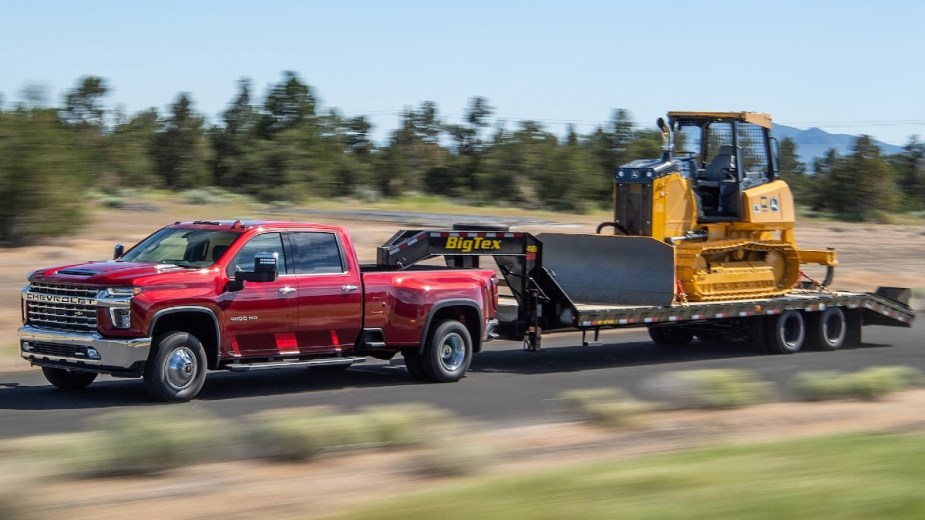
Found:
<box><xmin>439</xmin><ymin>333</ymin><xmax>466</xmax><ymax>372</ymax></box>
<box><xmin>165</xmin><ymin>346</ymin><xmax>197</xmax><ymax>390</ymax></box>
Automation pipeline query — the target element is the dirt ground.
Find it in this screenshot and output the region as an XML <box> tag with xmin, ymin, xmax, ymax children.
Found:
<box><xmin>2</xmin><ymin>202</ymin><xmax>924</xmax><ymax>519</ymax></box>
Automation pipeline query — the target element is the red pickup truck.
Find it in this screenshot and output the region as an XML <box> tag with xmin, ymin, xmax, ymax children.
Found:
<box><xmin>19</xmin><ymin>220</ymin><xmax>499</xmax><ymax>401</ymax></box>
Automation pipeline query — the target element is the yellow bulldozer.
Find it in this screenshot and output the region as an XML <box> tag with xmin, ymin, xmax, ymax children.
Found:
<box><xmin>591</xmin><ymin>111</ymin><xmax>837</xmax><ymax>303</ymax></box>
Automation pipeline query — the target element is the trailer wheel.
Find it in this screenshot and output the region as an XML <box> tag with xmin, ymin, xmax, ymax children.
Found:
<box><xmin>421</xmin><ymin>320</ymin><xmax>472</xmax><ymax>383</ymax></box>
<box><xmin>403</xmin><ymin>351</ymin><xmax>427</xmax><ymax>381</ymax></box>
<box><xmin>806</xmin><ymin>307</ymin><xmax>847</xmax><ymax>351</ymax></box>
<box><xmin>648</xmin><ymin>326</ymin><xmax>694</xmax><ymax>346</ymax></box>
<box><xmin>42</xmin><ymin>367</ymin><xmax>98</xmax><ymax>390</ymax></box>
<box><xmin>143</xmin><ymin>331</ymin><xmax>207</xmax><ymax>402</ymax></box>
<box><xmin>764</xmin><ymin>310</ymin><xmax>805</xmax><ymax>354</ymax></box>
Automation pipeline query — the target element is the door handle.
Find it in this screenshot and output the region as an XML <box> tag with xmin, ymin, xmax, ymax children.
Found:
<box><xmin>341</xmin><ymin>284</ymin><xmax>358</xmax><ymax>293</ymax></box>
<box><xmin>279</xmin><ymin>286</ymin><xmax>296</xmax><ymax>295</ymax></box>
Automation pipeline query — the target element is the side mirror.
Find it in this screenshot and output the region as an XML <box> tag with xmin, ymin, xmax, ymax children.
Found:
<box><xmin>234</xmin><ymin>252</ymin><xmax>279</xmax><ymax>283</ymax></box>
<box><xmin>114</xmin><ymin>243</ymin><xmax>125</xmax><ymax>260</ymax></box>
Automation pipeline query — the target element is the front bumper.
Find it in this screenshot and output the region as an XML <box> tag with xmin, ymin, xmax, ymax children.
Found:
<box><xmin>19</xmin><ymin>325</ymin><xmax>151</xmax><ymax>373</ymax></box>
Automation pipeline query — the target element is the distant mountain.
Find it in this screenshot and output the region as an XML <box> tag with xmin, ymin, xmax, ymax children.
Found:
<box><xmin>772</xmin><ymin>124</ymin><xmax>903</xmax><ymax>171</ymax></box>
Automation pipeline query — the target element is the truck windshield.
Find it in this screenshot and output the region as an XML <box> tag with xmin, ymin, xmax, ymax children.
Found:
<box><xmin>120</xmin><ymin>227</ymin><xmax>240</xmax><ymax>268</ymax></box>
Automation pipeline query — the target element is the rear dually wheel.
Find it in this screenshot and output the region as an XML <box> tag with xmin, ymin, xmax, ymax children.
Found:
<box><xmin>421</xmin><ymin>320</ymin><xmax>472</xmax><ymax>383</ymax></box>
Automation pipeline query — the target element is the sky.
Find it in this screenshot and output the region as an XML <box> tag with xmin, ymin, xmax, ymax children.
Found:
<box><xmin>1</xmin><ymin>0</ymin><xmax>922</xmax><ymax>146</ymax></box>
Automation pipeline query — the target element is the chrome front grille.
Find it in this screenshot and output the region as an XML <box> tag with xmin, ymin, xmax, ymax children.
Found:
<box><xmin>28</xmin><ymin>283</ymin><xmax>100</xmax><ymax>298</ymax></box>
<box><xmin>25</xmin><ymin>283</ymin><xmax>100</xmax><ymax>332</ymax></box>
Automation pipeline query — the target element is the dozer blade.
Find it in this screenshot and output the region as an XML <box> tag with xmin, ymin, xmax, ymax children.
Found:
<box><xmin>536</xmin><ymin>233</ymin><xmax>676</xmax><ymax>306</ymax></box>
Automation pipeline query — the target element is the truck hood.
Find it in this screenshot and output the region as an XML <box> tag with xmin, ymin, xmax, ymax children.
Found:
<box><xmin>29</xmin><ymin>261</ymin><xmax>201</xmax><ymax>286</ymax></box>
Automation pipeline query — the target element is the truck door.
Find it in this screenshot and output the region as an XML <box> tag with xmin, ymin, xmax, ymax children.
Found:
<box><xmin>288</xmin><ymin>231</ymin><xmax>363</xmax><ymax>354</ymax></box>
<box><xmin>222</xmin><ymin>232</ymin><xmax>299</xmax><ymax>358</ymax></box>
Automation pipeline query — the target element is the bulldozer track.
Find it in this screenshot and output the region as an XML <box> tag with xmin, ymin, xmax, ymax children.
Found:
<box><xmin>676</xmin><ymin>239</ymin><xmax>801</xmax><ymax>302</ymax></box>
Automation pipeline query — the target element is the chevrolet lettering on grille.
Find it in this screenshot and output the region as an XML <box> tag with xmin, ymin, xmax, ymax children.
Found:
<box><xmin>25</xmin><ymin>293</ymin><xmax>97</xmax><ymax>306</ymax></box>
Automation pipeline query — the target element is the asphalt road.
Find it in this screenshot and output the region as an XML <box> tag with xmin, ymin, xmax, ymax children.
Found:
<box><xmin>1</xmin><ymin>320</ymin><xmax>921</xmax><ymax>440</ymax></box>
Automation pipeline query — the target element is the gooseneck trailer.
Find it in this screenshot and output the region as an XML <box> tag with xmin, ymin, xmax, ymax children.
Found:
<box><xmin>378</xmin><ymin>228</ymin><xmax>914</xmax><ymax>354</ymax></box>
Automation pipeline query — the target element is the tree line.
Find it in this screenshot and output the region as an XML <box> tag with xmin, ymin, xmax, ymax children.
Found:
<box><xmin>0</xmin><ymin>72</ymin><xmax>922</xmax><ymax>243</ymax></box>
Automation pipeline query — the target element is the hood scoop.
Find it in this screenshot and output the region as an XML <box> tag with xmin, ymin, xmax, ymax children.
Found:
<box><xmin>57</xmin><ymin>268</ymin><xmax>99</xmax><ymax>277</ymax></box>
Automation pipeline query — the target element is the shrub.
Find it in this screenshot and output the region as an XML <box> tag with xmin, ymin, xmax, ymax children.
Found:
<box><xmin>358</xmin><ymin>403</ymin><xmax>453</xmax><ymax>447</ymax></box>
<box><xmin>102</xmin><ymin>196</ymin><xmax>125</xmax><ymax>208</ymax></box>
<box><xmin>67</xmin><ymin>408</ymin><xmax>236</xmax><ymax>477</ymax></box>
<box><xmin>790</xmin><ymin>366</ymin><xmax>924</xmax><ymax>402</ymax></box>
<box><xmin>248</xmin><ymin>406</ymin><xmax>360</xmax><ymax>461</ymax></box>
<box><xmin>249</xmin><ymin>404</ymin><xmax>452</xmax><ymax>461</ymax></box>
<box><xmin>852</xmin><ymin>366</ymin><xmax>924</xmax><ymax>401</ymax></box>
<box><xmin>558</xmin><ymin>388</ymin><xmax>651</xmax><ymax>428</ymax></box>
<box><xmin>180</xmin><ymin>189</ymin><xmax>211</xmax><ymax>205</ymax></box>
<box><xmin>647</xmin><ymin>370</ymin><xmax>776</xmax><ymax>410</ymax></box>
<box><xmin>789</xmin><ymin>371</ymin><xmax>856</xmax><ymax>401</ymax></box>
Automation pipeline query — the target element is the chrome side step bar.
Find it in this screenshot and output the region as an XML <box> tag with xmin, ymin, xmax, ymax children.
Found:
<box><xmin>225</xmin><ymin>357</ymin><xmax>367</xmax><ymax>372</ymax></box>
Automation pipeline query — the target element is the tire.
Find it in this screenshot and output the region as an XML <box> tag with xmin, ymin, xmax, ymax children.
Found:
<box><xmin>764</xmin><ymin>310</ymin><xmax>805</xmax><ymax>354</ymax></box>
<box><xmin>403</xmin><ymin>351</ymin><xmax>427</xmax><ymax>381</ymax></box>
<box><xmin>648</xmin><ymin>326</ymin><xmax>694</xmax><ymax>346</ymax></box>
<box><xmin>420</xmin><ymin>320</ymin><xmax>472</xmax><ymax>383</ymax></box>
<box><xmin>806</xmin><ymin>307</ymin><xmax>847</xmax><ymax>351</ymax></box>
<box><xmin>143</xmin><ymin>331</ymin><xmax>207</xmax><ymax>402</ymax></box>
<box><xmin>42</xmin><ymin>367</ymin><xmax>97</xmax><ymax>390</ymax></box>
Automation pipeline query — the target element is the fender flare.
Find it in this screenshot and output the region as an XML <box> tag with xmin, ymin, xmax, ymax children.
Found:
<box><xmin>416</xmin><ymin>299</ymin><xmax>483</xmax><ymax>356</ymax></box>
<box><xmin>148</xmin><ymin>306</ymin><xmax>222</xmax><ymax>367</ymax></box>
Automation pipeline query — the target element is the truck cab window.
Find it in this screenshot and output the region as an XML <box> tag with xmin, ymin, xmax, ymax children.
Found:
<box><xmin>290</xmin><ymin>232</ymin><xmax>345</xmax><ymax>274</ymax></box>
<box><xmin>227</xmin><ymin>233</ymin><xmax>288</xmax><ymax>276</ymax></box>
<box><xmin>120</xmin><ymin>228</ymin><xmax>237</xmax><ymax>268</ymax></box>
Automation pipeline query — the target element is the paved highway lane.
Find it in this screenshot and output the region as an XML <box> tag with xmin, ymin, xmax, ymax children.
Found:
<box><xmin>1</xmin><ymin>320</ymin><xmax>921</xmax><ymax>439</ymax></box>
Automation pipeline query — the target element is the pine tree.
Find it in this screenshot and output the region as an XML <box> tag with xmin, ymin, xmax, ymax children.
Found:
<box><xmin>821</xmin><ymin>136</ymin><xmax>898</xmax><ymax>220</ymax></box>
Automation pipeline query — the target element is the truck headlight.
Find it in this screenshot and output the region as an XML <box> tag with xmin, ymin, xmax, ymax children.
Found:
<box><xmin>106</xmin><ymin>287</ymin><xmax>143</xmax><ymax>297</ymax></box>
<box><xmin>102</xmin><ymin>287</ymin><xmax>141</xmax><ymax>329</ymax></box>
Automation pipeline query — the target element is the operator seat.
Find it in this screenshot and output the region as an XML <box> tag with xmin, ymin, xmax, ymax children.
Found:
<box><xmin>697</xmin><ymin>145</ymin><xmax>738</xmax><ymax>216</ymax></box>
<box><xmin>699</xmin><ymin>145</ymin><xmax>736</xmax><ymax>187</ymax></box>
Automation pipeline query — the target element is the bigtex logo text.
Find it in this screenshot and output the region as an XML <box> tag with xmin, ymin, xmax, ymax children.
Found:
<box><xmin>445</xmin><ymin>236</ymin><xmax>502</xmax><ymax>252</ymax></box>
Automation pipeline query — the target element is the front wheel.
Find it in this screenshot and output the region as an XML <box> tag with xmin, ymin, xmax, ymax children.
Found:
<box><xmin>144</xmin><ymin>331</ymin><xmax>207</xmax><ymax>401</ymax></box>
<box><xmin>42</xmin><ymin>367</ymin><xmax>97</xmax><ymax>390</ymax></box>
<box><xmin>421</xmin><ymin>320</ymin><xmax>472</xmax><ymax>383</ymax></box>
